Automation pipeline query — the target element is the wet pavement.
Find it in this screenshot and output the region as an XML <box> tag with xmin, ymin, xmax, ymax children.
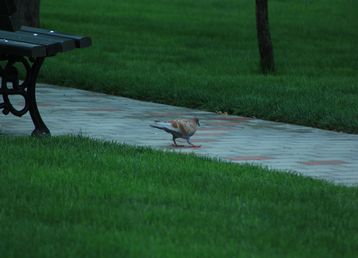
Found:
<box><xmin>1</xmin><ymin>84</ymin><xmax>357</xmax><ymax>186</ymax></box>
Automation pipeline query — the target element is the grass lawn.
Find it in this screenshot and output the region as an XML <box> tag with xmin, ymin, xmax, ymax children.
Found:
<box><xmin>1</xmin><ymin>1</ymin><xmax>357</xmax><ymax>257</ymax></box>
<box><xmin>37</xmin><ymin>0</ymin><xmax>358</xmax><ymax>133</ymax></box>
<box><xmin>1</xmin><ymin>136</ymin><xmax>357</xmax><ymax>258</ymax></box>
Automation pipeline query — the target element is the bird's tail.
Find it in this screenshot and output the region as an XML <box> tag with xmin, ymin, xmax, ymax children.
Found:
<box><xmin>150</xmin><ymin>125</ymin><xmax>165</xmax><ymax>130</ymax></box>
<box><xmin>150</xmin><ymin>124</ymin><xmax>172</xmax><ymax>133</ymax></box>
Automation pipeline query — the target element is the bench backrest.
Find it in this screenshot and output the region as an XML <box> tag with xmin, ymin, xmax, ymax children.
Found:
<box><xmin>0</xmin><ymin>0</ymin><xmax>16</xmax><ymax>31</ymax></box>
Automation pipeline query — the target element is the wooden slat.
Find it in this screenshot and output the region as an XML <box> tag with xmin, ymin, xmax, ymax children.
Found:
<box><xmin>18</xmin><ymin>31</ymin><xmax>76</xmax><ymax>52</ymax></box>
<box><xmin>0</xmin><ymin>38</ymin><xmax>46</xmax><ymax>57</ymax></box>
<box><xmin>20</xmin><ymin>26</ymin><xmax>92</xmax><ymax>48</ymax></box>
<box><xmin>0</xmin><ymin>30</ymin><xmax>61</xmax><ymax>56</ymax></box>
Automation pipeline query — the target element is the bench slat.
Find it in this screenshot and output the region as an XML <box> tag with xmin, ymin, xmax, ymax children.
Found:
<box><xmin>0</xmin><ymin>38</ymin><xmax>46</xmax><ymax>57</ymax></box>
<box><xmin>18</xmin><ymin>31</ymin><xmax>76</xmax><ymax>52</ymax></box>
<box><xmin>20</xmin><ymin>26</ymin><xmax>91</xmax><ymax>48</ymax></box>
<box><xmin>0</xmin><ymin>30</ymin><xmax>62</xmax><ymax>56</ymax></box>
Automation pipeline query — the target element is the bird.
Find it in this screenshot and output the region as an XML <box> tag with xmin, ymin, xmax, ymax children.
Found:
<box><xmin>150</xmin><ymin>118</ymin><xmax>200</xmax><ymax>147</ymax></box>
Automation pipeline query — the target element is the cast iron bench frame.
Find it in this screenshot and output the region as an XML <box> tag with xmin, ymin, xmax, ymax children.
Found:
<box><xmin>0</xmin><ymin>0</ymin><xmax>91</xmax><ymax>136</ymax></box>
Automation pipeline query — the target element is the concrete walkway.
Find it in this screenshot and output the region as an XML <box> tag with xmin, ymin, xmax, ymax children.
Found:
<box><xmin>1</xmin><ymin>84</ymin><xmax>358</xmax><ymax>186</ymax></box>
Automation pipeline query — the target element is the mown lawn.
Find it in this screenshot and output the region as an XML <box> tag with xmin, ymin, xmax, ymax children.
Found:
<box><xmin>37</xmin><ymin>0</ymin><xmax>358</xmax><ymax>133</ymax></box>
<box><xmin>0</xmin><ymin>136</ymin><xmax>357</xmax><ymax>258</ymax></box>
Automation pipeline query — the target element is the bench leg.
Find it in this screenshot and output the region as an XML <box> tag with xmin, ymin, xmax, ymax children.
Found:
<box><xmin>27</xmin><ymin>57</ymin><xmax>51</xmax><ymax>136</ymax></box>
<box><xmin>0</xmin><ymin>56</ymin><xmax>50</xmax><ymax>136</ymax></box>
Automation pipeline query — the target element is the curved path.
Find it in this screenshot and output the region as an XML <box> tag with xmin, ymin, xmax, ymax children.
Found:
<box><xmin>1</xmin><ymin>84</ymin><xmax>357</xmax><ymax>186</ymax></box>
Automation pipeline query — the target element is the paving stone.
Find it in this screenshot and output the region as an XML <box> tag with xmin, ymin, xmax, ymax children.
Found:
<box><xmin>1</xmin><ymin>83</ymin><xmax>358</xmax><ymax>187</ymax></box>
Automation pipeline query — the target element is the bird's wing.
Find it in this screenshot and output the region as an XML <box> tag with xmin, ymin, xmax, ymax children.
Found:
<box><xmin>151</xmin><ymin>121</ymin><xmax>182</xmax><ymax>134</ymax></box>
<box><xmin>175</xmin><ymin>119</ymin><xmax>198</xmax><ymax>137</ymax></box>
<box><xmin>151</xmin><ymin>119</ymin><xmax>198</xmax><ymax>138</ymax></box>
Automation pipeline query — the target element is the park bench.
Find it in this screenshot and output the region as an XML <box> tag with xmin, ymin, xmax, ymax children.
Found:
<box><xmin>0</xmin><ymin>0</ymin><xmax>91</xmax><ymax>136</ymax></box>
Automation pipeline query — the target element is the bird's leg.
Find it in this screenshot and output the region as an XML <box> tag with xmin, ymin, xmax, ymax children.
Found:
<box><xmin>172</xmin><ymin>137</ymin><xmax>184</xmax><ymax>147</ymax></box>
<box><xmin>186</xmin><ymin>138</ymin><xmax>201</xmax><ymax>148</ymax></box>
<box><xmin>172</xmin><ymin>137</ymin><xmax>178</xmax><ymax>146</ymax></box>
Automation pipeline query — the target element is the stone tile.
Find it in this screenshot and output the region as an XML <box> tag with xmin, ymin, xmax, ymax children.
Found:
<box><xmin>229</xmin><ymin>156</ymin><xmax>274</xmax><ymax>161</ymax></box>
<box><xmin>300</xmin><ymin>160</ymin><xmax>349</xmax><ymax>166</ymax></box>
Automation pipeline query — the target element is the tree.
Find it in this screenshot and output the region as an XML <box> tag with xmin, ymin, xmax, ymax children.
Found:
<box><xmin>12</xmin><ymin>0</ymin><xmax>40</xmax><ymax>29</ymax></box>
<box><xmin>256</xmin><ymin>0</ymin><xmax>275</xmax><ymax>74</ymax></box>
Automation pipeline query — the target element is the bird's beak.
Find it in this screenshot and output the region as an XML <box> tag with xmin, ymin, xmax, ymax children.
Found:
<box><xmin>198</xmin><ymin>121</ymin><xmax>200</xmax><ymax>126</ymax></box>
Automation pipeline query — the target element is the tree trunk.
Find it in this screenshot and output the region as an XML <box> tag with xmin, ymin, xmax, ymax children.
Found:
<box><xmin>11</xmin><ymin>0</ymin><xmax>40</xmax><ymax>29</ymax></box>
<box><xmin>256</xmin><ymin>0</ymin><xmax>275</xmax><ymax>74</ymax></box>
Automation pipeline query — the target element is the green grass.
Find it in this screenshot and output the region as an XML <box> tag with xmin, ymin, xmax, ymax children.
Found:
<box><xmin>35</xmin><ymin>0</ymin><xmax>358</xmax><ymax>133</ymax></box>
<box><xmin>1</xmin><ymin>136</ymin><xmax>357</xmax><ymax>258</ymax></box>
